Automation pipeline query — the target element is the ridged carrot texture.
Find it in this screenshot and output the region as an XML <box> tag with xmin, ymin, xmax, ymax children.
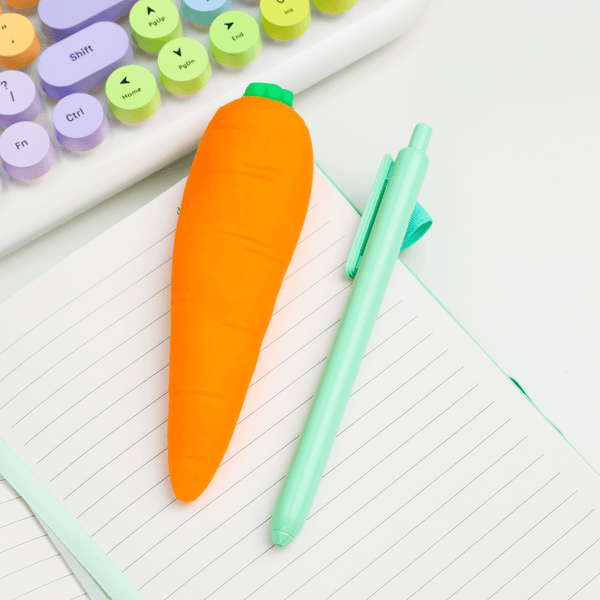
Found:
<box><xmin>168</xmin><ymin>83</ymin><xmax>314</xmax><ymax>503</ymax></box>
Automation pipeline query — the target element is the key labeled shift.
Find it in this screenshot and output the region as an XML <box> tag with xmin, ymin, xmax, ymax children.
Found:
<box><xmin>0</xmin><ymin>71</ymin><xmax>42</xmax><ymax>128</ymax></box>
<box><xmin>209</xmin><ymin>11</ymin><xmax>262</xmax><ymax>67</ymax></box>
<box><xmin>37</xmin><ymin>21</ymin><xmax>132</xmax><ymax>100</ymax></box>
<box><xmin>105</xmin><ymin>65</ymin><xmax>161</xmax><ymax>123</ymax></box>
<box><xmin>130</xmin><ymin>0</ymin><xmax>183</xmax><ymax>53</ymax></box>
<box><xmin>38</xmin><ymin>0</ymin><xmax>138</xmax><ymax>42</ymax></box>
<box><xmin>158</xmin><ymin>37</ymin><xmax>211</xmax><ymax>95</ymax></box>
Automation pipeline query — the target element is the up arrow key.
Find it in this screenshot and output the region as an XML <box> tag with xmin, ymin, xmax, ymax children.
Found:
<box><xmin>173</xmin><ymin>48</ymin><xmax>182</xmax><ymax>57</ymax></box>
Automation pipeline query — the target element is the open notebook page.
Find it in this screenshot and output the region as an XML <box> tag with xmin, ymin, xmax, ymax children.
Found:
<box><xmin>2</xmin><ymin>168</ymin><xmax>600</xmax><ymax>600</ymax></box>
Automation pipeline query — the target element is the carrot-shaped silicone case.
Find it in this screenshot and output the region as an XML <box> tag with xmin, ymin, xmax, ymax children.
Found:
<box><xmin>169</xmin><ymin>83</ymin><xmax>314</xmax><ymax>502</ymax></box>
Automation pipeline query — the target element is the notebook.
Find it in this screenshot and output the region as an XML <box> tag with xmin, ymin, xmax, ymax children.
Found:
<box><xmin>2</xmin><ymin>167</ymin><xmax>600</xmax><ymax>600</ymax></box>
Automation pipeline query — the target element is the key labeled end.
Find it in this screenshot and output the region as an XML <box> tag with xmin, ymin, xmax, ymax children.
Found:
<box><xmin>158</xmin><ymin>38</ymin><xmax>211</xmax><ymax>95</ymax></box>
<box><xmin>0</xmin><ymin>121</ymin><xmax>56</xmax><ymax>180</ymax></box>
<box><xmin>106</xmin><ymin>65</ymin><xmax>161</xmax><ymax>123</ymax></box>
<box><xmin>209</xmin><ymin>11</ymin><xmax>262</xmax><ymax>67</ymax></box>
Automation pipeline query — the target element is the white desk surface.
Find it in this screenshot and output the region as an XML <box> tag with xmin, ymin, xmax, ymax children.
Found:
<box><xmin>1</xmin><ymin>0</ymin><xmax>600</xmax><ymax>475</ymax></box>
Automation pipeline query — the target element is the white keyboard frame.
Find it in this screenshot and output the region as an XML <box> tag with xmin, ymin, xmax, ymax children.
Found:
<box><xmin>0</xmin><ymin>0</ymin><xmax>427</xmax><ymax>257</ymax></box>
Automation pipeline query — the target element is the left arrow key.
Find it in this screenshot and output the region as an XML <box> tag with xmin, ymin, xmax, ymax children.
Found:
<box><xmin>37</xmin><ymin>21</ymin><xmax>132</xmax><ymax>100</ymax></box>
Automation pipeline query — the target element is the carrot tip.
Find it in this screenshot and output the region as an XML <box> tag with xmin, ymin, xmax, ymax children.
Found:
<box><xmin>169</xmin><ymin>455</ymin><xmax>215</xmax><ymax>503</ymax></box>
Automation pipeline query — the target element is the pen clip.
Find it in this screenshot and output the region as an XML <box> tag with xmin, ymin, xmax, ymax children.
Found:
<box><xmin>345</xmin><ymin>154</ymin><xmax>394</xmax><ymax>279</ymax></box>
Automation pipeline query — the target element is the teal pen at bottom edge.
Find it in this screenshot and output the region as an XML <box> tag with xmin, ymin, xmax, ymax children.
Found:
<box><xmin>271</xmin><ymin>124</ymin><xmax>432</xmax><ymax>547</ymax></box>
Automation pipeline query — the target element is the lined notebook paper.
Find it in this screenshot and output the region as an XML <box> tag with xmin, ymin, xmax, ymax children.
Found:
<box><xmin>2</xmin><ymin>168</ymin><xmax>600</xmax><ymax>600</ymax></box>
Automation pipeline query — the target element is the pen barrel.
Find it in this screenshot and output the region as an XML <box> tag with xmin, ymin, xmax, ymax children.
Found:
<box><xmin>272</xmin><ymin>141</ymin><xmax>430</xmax><ymax>543</ymax></box>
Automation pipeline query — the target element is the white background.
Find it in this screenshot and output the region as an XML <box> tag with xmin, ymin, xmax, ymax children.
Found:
<box><xmin>1</xmin><ymin>0</ymin><xmax>599</xmax><ymax>475</ymax></box>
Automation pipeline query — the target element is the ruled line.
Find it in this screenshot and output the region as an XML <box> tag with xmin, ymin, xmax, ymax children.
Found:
<box><xmin>122</xmin><ymin>436</ymin><xmax>299</xmax><ymax>572</ymax></box>
<box><xmin>364</xmin><ymin>316</ymin><xmax>418</xmax><ymax>357</ymax></box>
<box><xmin>63</xmin><ymin>420</ymin><xmax>167</xmax><ymax>500</ymax></box>
<box><xmin>0</xmin><ymin>229</ymin><xmax>175</xmax><ymax>360</ymax></box>
<box><xmin>10</xmin><ymin>573</ymin><xmax>75</xmax><ymax>600</ymax></box>
<box><xmin>23</xmin><ymin>337</ymin><xmax>169</xmax><ymax>446</ymax></box>
<box><xmin>438</xmin><ymin>488</ymin><xmax>576</xmax><ymax>600</ymax></box>
<box><xmin>568</xmin><ymin>570</ymin><xmax>600</xmax><ymax>599</ymax></box>
<box><xmin>282</xmin><ymin>237</ymin><xmax>345</xmax><ymax>282</ymax></box>
<box><xmin>0</xmin><ymin>534</ymin><xmax>48</xmax><ymax>555</ymax></box>
<box><xmin>527</xmin><ymin>536</ymin><xmax>600</xmax><ymax>599</ymax></box>
<box><xmin>13</xmin><ymin>313</ymin><xmax>170</xmax><ymax>431</ymax></box>
<box><xmin>296</xmin><ymin>220</ymin><xmax>331</xmax><ymax>246</ymax></box>
<box><xmin>0</xmin><ymin>282</ymin><xmax>170</xmax><ymax>391</ymax></box>
<box><xmin>273</xmin><ymin>262</ymin><xmax>344</xmax><ymax>316</ymax></box>
<box><xmin>0</xmin><ymin>553</ymin><xmax>60</xmax><ymax>580</ymax></box>
<box><xmin>37</xmin><ymin>365</ymin><xmax>169</xmax><ymax>464</ymax></box>
<box><xmin>0</xmin><ymin>496</ymin><xmax>19</xmax><ymax>506</ymax></box>
<box><xmin>243</xmin><ymin>401</ymin><xmax>495</xmax><ymax>599</ymax></box>
<box><xmin>261</xmin><ymin>283</ymin><xmax>352</xmax><ymax>352</ymax></box>
<box><xmin>50</xmin><ymin>391</ymin><xmax>167</xmax><ymax>482</ymax></box>
<box><xmin>139</xmin><ymin>478</ymin><xmax>285</xmax><ymax>590</ymax></box>
<box><xmin>289</xmin><ymin>430</ymin><xmax>526</xmax><ymax>599</ymax></box>
<box><xmin>0</xmin><ymin>515</ymin><xmax>35</xmax><ymax>529</ymax></box>
<box><xmin>77</xmin><ymin>448</ymin><xmax>167</xmax><ymax>519</ymax></box>
<box><xmin>165</xmin><ymin>519</ymin><xmax>272</xmax><ymax>600</ymax></box>
<box><xmin>252</xmin><ymin>321</ymin><xmax>338</xmax><ymax>388</ymax></box>
<box><xmin>486</xmin><ymin>510</ymin><xmax>595</xmax><ymax>599</ymax></box>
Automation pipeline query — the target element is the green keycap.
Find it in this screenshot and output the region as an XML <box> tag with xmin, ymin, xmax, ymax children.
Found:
<box><xmin>311</xmin><ymin>0</ymin><xmax>357</xmax><ymax>14</ymax></box>
<box><xmin>209</xmin><ymin>11</ymin><xmax>262</xmax><ymax>68</ymax></box>
<box><xmin>260</xmin><ymin>0</ymin><xmax>311</xmax><ymax>41</ymax></box>
<box><xmin>129</xmin><ymin>0</ymin><xmax>183</xmax><ymax>53</ymax></box>
<box><xmin>105</xmin><ymin>65</ymin><xmax>161</xmax><ymax>123</ymax></box>
<box><xmin>158</xmin><ymin>37</ymin><xmax>212</xmax><ymax>95</ymax></box>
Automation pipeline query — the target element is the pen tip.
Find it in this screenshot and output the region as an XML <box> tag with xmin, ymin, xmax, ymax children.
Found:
<box><xmin>272</xmin><ymin>529</ymin><xmax>295</xmax><ymax>547</ymax></box>
<box><xmin>408</xmin><ymin>124</ymin><xmax>432</xmax><ymax>152</ymax></box>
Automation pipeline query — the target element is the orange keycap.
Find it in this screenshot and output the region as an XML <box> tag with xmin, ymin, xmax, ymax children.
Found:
<box><xmin>5</xmin><ymin>0</ymin><xmax>40</xmax><ymax>9</ymax></box>
<box><xmin>0</xmin><ymin>14</ymin><xmax>41</xmax><ymax>70</ymax></box>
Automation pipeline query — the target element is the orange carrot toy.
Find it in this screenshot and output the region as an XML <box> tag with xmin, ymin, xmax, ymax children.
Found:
<box><xmin>168</xmin><ymin>83</ymin><xmax>314</xmax><ymax>502</ymax></box>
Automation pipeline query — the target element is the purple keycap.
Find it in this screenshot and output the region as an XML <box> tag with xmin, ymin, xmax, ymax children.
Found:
<box><xmin>0</xmin><ymin>122</ymin><xmax>57</xmax><ymax>181</ymax></box>
<box><xmin>37</xmin><ymin>21</ymin><xmax>133</xmax><ymax>100</ymax></box>
<box><xmin>38</xmin><ymin>0</ymin><xmax>138</xmax><ymax>42</ymax></box>
<box><xmin>0</xmin><ymin>71</ymin><xmax>42</xmax><ymax>128</ymax></box>
<box><xmin>53</xmin><ymin>93</ymin><xmax>109</xmax><ymax>152</ymax></box>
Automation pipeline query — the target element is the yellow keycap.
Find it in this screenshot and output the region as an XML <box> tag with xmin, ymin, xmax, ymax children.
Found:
<box><xmin>0</xmin><ymin>14</ymin><xmax>41</xmax><ymax>70</ymax></box>
<box><xmin>311</xmin><ymin>0</ymin><xmax>357</xmax><ymax>14</ymax></box>
<box><xmin>260</xmin><ymin>0</ymin><xmax>311</xmax><ymax>41</ymax></box>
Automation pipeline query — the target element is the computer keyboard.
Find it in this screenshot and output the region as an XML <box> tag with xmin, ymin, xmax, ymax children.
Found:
<box><xmin>0</xmin><ymin>0</ymin><xmax>427</xmax><ymax>257</ymax></box>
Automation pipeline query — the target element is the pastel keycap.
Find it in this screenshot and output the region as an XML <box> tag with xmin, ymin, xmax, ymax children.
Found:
<box><xmin>130</xmin><ymin>0</ymin><xmax>183</xmax><ymax>53</ymax></box>
<box><xmin>182</xmin><ymin>0</ymin><xmax>232</xmax><ymax>27</ymax></box>
<box><xmin>158</xmin><ymin>37</ymin><xmax>211</xmax><ymax>95</ymax></box>
<box><xmin>38</xmin><ymin>0</ymin><xmax>138</xmax><ymax>42</ymax></box>
<box><xmin>0</xmin><ymin>121</ymin><xmax>56</xmax><ymax>180</ymax></box>
<box><xmin>37</xmin><ymin>22</ymin><xmax>132</xmax><ymax>100</ymax></box>
<box><xmin>106</xmin><ymin>65</ymin><xmax>161</xmax><ymax>123</ymax></box>
<box><xmin>5</xmin><ymin>0</ymin><xmax>39</xmax><ymax>9</ymax></box>
<box><xmin>260</xmin><ymin>0</ymin><xmax>311</xmax><ymax>41</ymax></box>
<box><xmin>311</xmin><ymin>0</ymin><xmax>357</xmax><ymax>13</ymax></box>
<box><xmin>0</xmin><ymin>14</ymin><xmax>41</xmax><ymax>70</ymax></box>
<box><xmin>209</xmin><ymin>11</ymin><xmax>262</xmax><ymax>68</ymax></box>
<box><xmin>53</xmin><ymin>93</ymin><xmax>109</xmax><ymax>152</ymax></box>
<box><xmin>0</xmin><ymin>71</ymin><xmax>42</xmax><ymax>128</ymax></box>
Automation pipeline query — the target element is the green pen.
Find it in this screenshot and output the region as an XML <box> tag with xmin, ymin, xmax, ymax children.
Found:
<box><xmin>271</xmin><ymin>124</ymin><xmax>432</xmax><ymax>547</ymax></box>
